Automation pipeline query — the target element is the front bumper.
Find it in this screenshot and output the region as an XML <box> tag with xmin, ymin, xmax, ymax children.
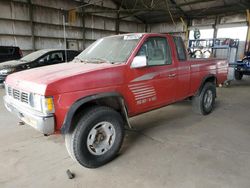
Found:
<box><xmin>3</xmin><ymin>95</ymin><xmax>55</xmax><ymax>135</ymax></box>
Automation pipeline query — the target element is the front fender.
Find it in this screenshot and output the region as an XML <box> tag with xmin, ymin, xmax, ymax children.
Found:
<box><xmin>60</xmin><ymin>92</ymin><xmax>125</xmax><ymax>134</ymax></box>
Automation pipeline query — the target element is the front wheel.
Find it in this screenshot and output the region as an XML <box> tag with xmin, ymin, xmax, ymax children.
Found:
<box><xmin>65</xmin><ymin>106</ymin><xmax>125</xmax><ymax>168</ymax></box>
<box><xmin>192</xmin><ymin>82</ymin><xmax>216</xmax><ymax>115</ymax></box>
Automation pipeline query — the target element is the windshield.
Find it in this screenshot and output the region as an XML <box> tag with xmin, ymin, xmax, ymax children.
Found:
<box><xmin>76</xmin><ymin>34</ymin><xmax>142</xmax><ymax>63</ymax></box>
<box><xmin>21</xmin><ymin>50</ymin><xmax>49</xmax><ymax>62</ymax></box>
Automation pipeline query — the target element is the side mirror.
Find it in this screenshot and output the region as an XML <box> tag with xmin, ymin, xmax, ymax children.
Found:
<box><xmin>131</xmin><ymin>56</ymin><xmax>147</xmax><ymax>69</ymax></box>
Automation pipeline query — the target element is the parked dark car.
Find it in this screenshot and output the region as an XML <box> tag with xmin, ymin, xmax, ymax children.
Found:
<box><xmin>0</xmin><ymin>49</ymin><xmax>80</xmax><ymax>83</ymax></box>
<box><xmin>0</xmin><ymin>46</ymin><xmax>23</xmax><ymax>63</ymax></box>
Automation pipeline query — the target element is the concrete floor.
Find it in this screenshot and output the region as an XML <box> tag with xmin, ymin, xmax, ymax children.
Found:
<box><xmin>0</xmin><ymin>78</ymin><xmax>250</xmax><ymax>188</ymax></box>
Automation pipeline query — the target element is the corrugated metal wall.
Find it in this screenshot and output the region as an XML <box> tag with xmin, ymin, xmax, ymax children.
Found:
<box><xmin>0</xmin><ymin>0</ymin><xmax>145</xmax><ymax>55</ymax></box>
<box><xmin>0</xmin><ymin>0</ymin><xmax>247</xmax><ymax>60</ymax></box>
<box><xmin>148</xmin><ymin>13</ymin><xmax>248</xmax><ymax>60</ymax></box>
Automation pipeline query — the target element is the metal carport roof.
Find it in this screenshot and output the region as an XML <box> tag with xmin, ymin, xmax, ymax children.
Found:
<box><xmin>111</xmin><ymin>0</ymin><xmax>250</xmax><ymax>23</ymax></box>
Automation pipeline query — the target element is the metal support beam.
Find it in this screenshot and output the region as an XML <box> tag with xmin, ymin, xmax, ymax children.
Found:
<box><xmin>180</xmin><ymin>17</ymin><xmax>189</xmax><ymax>47</ymax></box>
<box><xmin>111</xmin><ymin>0</ymin><xmax>146</xmax><ymax>23</ymax></box>
<box><xmin>213</xmin><ymin>16</ymin><xmax>220</xmax><ymax>38</ymax></box>
<box><xmin>29</xmin><ymin>1</ymin><xmax>35</xmax><ymax>50</ymax></box>
<box><xmin>169</xmin><ymin>0</ymin><xmax>189</xmax><ymax>19</ymax></box>
<box><xmin>245</xmin><ymin>9</ymin><xmax>250</xmax><ymax>52</ymax></box>
<box><xmin>178</xmin><ymin>0</ymin><xmax>216</xmax><ymax>7</ymax></box>
<box><xmin>83</xmin><ymin>8</ymin><xmax>176</xmax><ymax>14</ymax></box>
<box><xmin>81</xmin><ymin>0</ymin><xmax>86</xmax><ymax>50</ymax></box>
<box><xmin>145</xmin><ymin>23</ymin><xmax>149</xmax><ymax>32</ymax></box>
<box><xmin>186</xmin><ymin>4</ymin><xmax>246</xmax><ymax>18</ymax></box>
<box><xmin>115</xmin><ymin>5</ymin><xmax>120</xmax><ymax>34</ymax></box>
<box><xmin>28</xmin><ymin>0</ymin><xmax>35</xmax><ymax>51</ymax></box>
<box><xmin>212</xmin><ymin>16</ymin><xmax>220</xmax><ymax>57</ymax></box>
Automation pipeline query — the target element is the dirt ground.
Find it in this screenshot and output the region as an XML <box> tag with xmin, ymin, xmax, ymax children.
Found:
<box><xmin>0</xmin><ymin>77</ymin><xmax>250</xmax><ymax>188</ymax></box>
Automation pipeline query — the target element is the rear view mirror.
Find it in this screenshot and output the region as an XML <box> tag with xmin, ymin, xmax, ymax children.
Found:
<box><xmin>131</xmin><ymin>56</ymin><xmax>147</xmax><ymax>68</ymax></box>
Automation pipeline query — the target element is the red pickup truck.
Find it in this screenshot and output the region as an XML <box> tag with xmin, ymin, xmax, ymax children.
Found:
<box><xmin>3</xmin><ymin>33</ymin><xmax>228</xmax><ymax>168</ymax></box>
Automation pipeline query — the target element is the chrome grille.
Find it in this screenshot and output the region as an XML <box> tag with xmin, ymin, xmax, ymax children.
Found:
<box><xmin>7</xmin><ymin>86</ymin><xmax>12</xmax><ymax>96</ymax></box>
<box><xmin>13</xmin><ymin>89</ymin><xmax>20</xmax><ymax>100</ymax></box>
<box><xmin>21</xmin><ymin>92</ymin><xmax>29</xmax><ymax>103</ymax></box>
<box><xmin>7</xmin><ymin>86</ymin><xmax>29</xmax><ymax>104</ymax></box>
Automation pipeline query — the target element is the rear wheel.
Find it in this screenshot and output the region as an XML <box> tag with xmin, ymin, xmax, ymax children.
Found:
<box><xmin>223</xmin><ymin>80</ymin><xmax>231</xmax><ymax>88</ymax></box>
<box><xmin>65</xmin><ymin>106</ymin><xmax>125</xmax><ymax>168</ymax></box>
<box><xmin>235</xmin><ymin>70</ymin><xmax>243</xmax><ymax>80</ymax></box>
<box><xmin>65</xmin><ymin>133</ymin><xmax>76</xmax><ymax>161</ymax></box>
<box><xmin>192</xmin><ymin>82</ymin><xmax>216</xmax><ymax>115</ymax></box>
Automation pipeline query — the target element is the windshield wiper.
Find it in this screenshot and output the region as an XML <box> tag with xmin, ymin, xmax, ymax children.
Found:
<box><xmin>73</xmin><ymin>57</ymin><xmax>89</xmax><ymax>63</ymax></box>
<box><xmin>74</xmin><ymin>57</ymin><xmax>115</xmax><ymax>64</ymax></box>
<box><xmin>90</xmin><ymin>58</ymin><xmax>110</xmax><ymax>64</ymax></box>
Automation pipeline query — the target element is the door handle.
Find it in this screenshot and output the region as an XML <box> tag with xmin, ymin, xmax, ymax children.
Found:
<box><xmin>168</xmin><ymin>73</ymin><xmax>176</xmax><ymax>78</ymax></box>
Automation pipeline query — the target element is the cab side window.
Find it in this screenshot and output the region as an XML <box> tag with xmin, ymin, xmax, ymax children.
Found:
<box><xmin>173</xmin><ymin>36</ymin><xmax>187</xmax><ymax>61</ymax></box>
<box><xmin>137</xmin><ymin>37</ymin><xmax>172</xmax><ymax>66</ymax></box>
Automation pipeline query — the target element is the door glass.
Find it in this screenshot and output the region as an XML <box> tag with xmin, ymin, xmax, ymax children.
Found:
<box><xmin>67</xmin><ymin>51</ymin><xmax>80</xmax><ymax>61</ymax></box>
<box><xmin>173</xmin><ymin>36</ymin><xmax>187</xmax><ymax>61</ymax></box>
<box><xmin>137</xmin><ymin>37</ymin><xmax>172</xmax><ymax>66</ymax></box>
<box><xmin>50</xmin><ymin>52</ymin><xmax>64</xmax><ymax>63</ymax></box>
<box><xmin>39</xmin><ymin>54</ymin><xmax>50</xmax><ymax>64</ymax></box>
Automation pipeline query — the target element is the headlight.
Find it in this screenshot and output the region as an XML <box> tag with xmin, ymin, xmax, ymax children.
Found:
<box><xmin>31</xmin><ymin>94</ymin><xmax>55</xmax><ymax>114</ymax></box>
<box><xmin>0</xmin><ymin>68</ymin><xmax>15</xmax><ymax>75</ymax></box>
<box><xmin>31</xmin><ymin>93</ymin><xmax>42</xmax><ymax>112</ymax></box>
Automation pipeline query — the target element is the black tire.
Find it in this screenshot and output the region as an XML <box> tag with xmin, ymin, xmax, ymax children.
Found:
<box><xmin>235</xmin><ymin>71</ymin><xmax>243</xmax><ymax>80</ymax></box>
<box><xmin>65</xmin><ymin>133</ymin><xmax>76</xmax><ymax>161</ymax></box>
<box><xmin>192</xmin><ymin>82</ymin><xmax>216</xmax><ymax>115</ymax></box>
<box><xmin>65</xmin><ymin>106</ymin><xmax>125</xmax><ymax>168</ymax></box>
<box><xmin>223</xmin><ymin>80</ymin><xmax>231</xmax><ymax>88</ymax></box>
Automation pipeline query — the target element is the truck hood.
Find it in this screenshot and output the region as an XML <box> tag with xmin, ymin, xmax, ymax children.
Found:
<box><xmin>6</xmin><ymin>62</ymin><xmax>124</xmax><ymax>95</ymax></box>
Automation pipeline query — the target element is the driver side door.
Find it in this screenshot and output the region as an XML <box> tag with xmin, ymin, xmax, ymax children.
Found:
<box><xmin>127</xmin><ymin>36</ymin><xmax>177</xmax><ymax>115</ymax></box>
